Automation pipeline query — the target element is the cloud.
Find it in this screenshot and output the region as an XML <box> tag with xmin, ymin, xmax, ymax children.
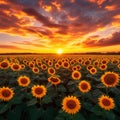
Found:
<box><xmin>23</xmin><ymin>8</ymin><xmax>67</xmax><ymax>28</ymax></box>
<box><xmin>13</xmin><ymin>40</ymin><xmax>50</xmax><ymax>48</ymax></box>
<box><xmin>0</xmin><ymin>44</ymin><xmax>30</xmax><ymax>50</ymax></box>
<box><xmin>0</xmin><ymin>0</ymin><xmax>120</xmax><ymax>52</ymax></box>
<box><xmin>82</xmin><ymin>32</ymin><xmax>120</xmax><ymax>47</ymax></box>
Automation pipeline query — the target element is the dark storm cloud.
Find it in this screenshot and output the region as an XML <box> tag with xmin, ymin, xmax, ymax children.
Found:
<box><xmin>23</xmin><ymin>8</ymin><xmax>67</xmax><ymax>28</ymax></box>
<box><xmin>83</xmin><ymin>32</ymin><xmax>120</xmax><ymax>47</ymax></box>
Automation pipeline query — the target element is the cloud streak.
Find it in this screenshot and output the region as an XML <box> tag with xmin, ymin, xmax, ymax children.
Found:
<box><xmin>82</xmin><ymin>32</ymin><xmax>120</xmax><ymax>47</ymax></box>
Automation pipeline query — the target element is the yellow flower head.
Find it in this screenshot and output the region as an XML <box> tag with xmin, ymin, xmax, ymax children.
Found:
<box><xmin>98</xmin><ymin>95</ymin><xmax>115</xmax><ymax>110</ymax></box>
<box><xmin>101</xmin><ymin>72</ymin><xmax>119</xmax><ymax>87</ymax></box>
<box><xmin>0</xmin><ymin>87</ymin><xmax>14</xmax><ymax>101</ymax></box>
<box><xmin>62</xmin><ymin>96</ymin><xmax>81</xmax><ymax>114</ymax></box>
<box><xmin>31</xmin><ymin>85</ymin><xmax>47</xmax><ymax>99</ymax></box>
<box><xmin>17</xmin><ymin>76</ymin><xmax>30</xmax><ymax>87</ymax></box>
<box><xmin>78</xmin><ymin>80</ymin><xmax>91</xmax><ymax>93</ymax></box>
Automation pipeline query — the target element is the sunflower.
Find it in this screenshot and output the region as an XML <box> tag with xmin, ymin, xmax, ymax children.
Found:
<box><xmin>98</xmin><ymin>95</ymin><xmax>115</xmax><ymax>110</ymax></box>
<box><xmin>101</xmin><ymin>60</ymin><xmax>107</xmax><ymax>64</ymax></box>
<box><xmin>0</xmin><ymin>87</ymin><xmax>14</xmax><ymax>101</ymax></box>
<box><xmin>48</xmin><ymin>67</ymin><xmax>55</xmax><ymax>75</ymax></box>
<box><xmin>48</xmin><ymin>61</ymin><xmax>53</xmax><ymax>66</ymax></box>
<box><xmin>0</xmin><ymin>60</ymin><xmax>10</xmax><ymax>69</ymax></box>
<box><xmin>101</xmin><ymin>72</ymin><xmax>119</xmax><ymax>87</ymax></box>
<box><xmin>37</xmin><ymin>62</ymin><xmax>42</xmax><ymax>67</ymax></box>
<box><xmin>31</xmin><ymin>85</ymin><xmax>47</xmax><ymax>99</ymax></box>
<box><xmin>29</xmin><ymin>62</ymin><xmax>34</xmax><ymax>68</ymax></box>
<box><xmin>78</xmin><ymin>59</ymin><xmax>82</xmax><ymax>64</ymax></box>
<box><xmin>93</xmin><ymin>61</ymin><xmax>99</xmax><ymax>66</ymax></box>
<box><xmin>41</xmin><ymin>64</ymin><xmax>47</xmax><ymax>70</ymax></box>
<box><xmin>21</xmin><ymin>64</ymin><xmax>25</xmax><ymax>69</ymax></box>
<box><xmin>89</xmin><ymin>67</ymin><xmax>97</xmax><ymax>75</ymax></box>
<box><xmin>55</xmin><ymin>63</ymin><xmax>60</xmax><ymax>69</ymax></box>
<box><xmin>72</xmin><ymin>66</ymin><xmax>77</xmax><ymax>71</ymax></box>
<box><xmin>62</xmin><ymin>61</ymin><xmax>70</xmax><ymax>69</ymax></box>
<box><xmin>62</xmin><ymin>96</ymin><xmax>81</xmax><ymax>114</ymax></box>
<box><xmin>72</xmin><ymin>70</ymin><xmax>81</xmax><ymax>80</ymax></box>
<box><xmin>57</xmin><ymin>60</ymin><xmax>62</xmax><ymax>66</ymax></box>
<box><xmin>76</xmin><ymin>65</ymin><xmax>81</xmax><ymax>70</ymax></box>
<box><xmin>11</xmin><ymin>63</ymin><xmax>21</xmax><ymax>71</ymax></box>
<box><xmin>84</xmin><ymin>60</ymin><xmax>91</xmax><ymax>66</ymax></box>
<box><xmin>86</xmin><ymin>65</ymin><xmax>93</xmax><ymax>71</ymax></box>
<box><xmin>48</xmin><ymin>76</ymin><xmax>61</xmax><ymax>85</ymax></box>
<box><xmin>17</xmin><ymin>76</ymin><xmax>30</xmax><ymax>87</ymax></box>
<box><xmin>32</xmin><ymin>67</ymin><xmax>40</xmax><ymax>74</ymax></box>
<box><xmin>99</xmin><ymin>64</ymin><xmax>107</xmax><ymax>70</ymax></box>
<box><xmin>117</xmin><ymin>64</ymin><xmax>120</xmax><ymax>69</ymax></box>
<box><xmin>78</xmin><ymin>80</ymin><xmax>91</xmax><ymax>93</ymax></box>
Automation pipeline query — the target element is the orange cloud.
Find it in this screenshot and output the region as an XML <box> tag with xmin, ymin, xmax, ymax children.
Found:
<box><xmin>88</xmin><ymin>0</ymin><xmax>106</xmax><ymax>5</ymax></box>
<box><xmin>82</xmin><ymin>32</ymin><xmax>120</xmax><ymax>47</ymax></box>
<box><xmin>105</xmin><ymin>5</ymin><xmax>117</xmax><ymax>11</ymax></box>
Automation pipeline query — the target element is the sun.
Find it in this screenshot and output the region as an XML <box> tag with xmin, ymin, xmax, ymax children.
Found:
<box><xmin>57</xmin><ymin>48</ymin><xmax>63</xmax><ymax>54</ymax></box>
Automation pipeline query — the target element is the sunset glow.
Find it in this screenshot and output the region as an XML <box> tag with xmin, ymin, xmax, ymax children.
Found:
<box><xmin>57</xmin><ymin>48</ymin><xmax>63</xmax><ymax>54</ymax></box>
<box><xmin>0</xmin><ymin>0</ymin><xmax>120</xmax><ymax>53</ymax></box>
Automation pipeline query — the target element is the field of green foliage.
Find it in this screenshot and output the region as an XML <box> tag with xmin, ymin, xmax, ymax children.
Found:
<box><xmin>0</xmin><ymin>55</ymin><xmax>120</xmax><ymax>120</ymax></box>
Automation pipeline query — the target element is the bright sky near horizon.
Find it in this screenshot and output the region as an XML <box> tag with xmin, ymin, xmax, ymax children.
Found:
<box><xmin>0</xmin><ymin>0</ymin><xmax>120</xmax><ymax>53</ymax></box>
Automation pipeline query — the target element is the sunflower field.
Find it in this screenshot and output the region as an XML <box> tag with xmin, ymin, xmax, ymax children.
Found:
<box><xmin>0</xmin><ymin>54</ymin><xmax>120</xmax><ymax>120</ymax></box>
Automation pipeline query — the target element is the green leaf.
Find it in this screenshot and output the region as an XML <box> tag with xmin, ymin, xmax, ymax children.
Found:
<box><xmin>0</xmin><ymin>103</ymin><xmax>11</xmax><ymax>114</ymax></box>
<box><xmin>67</xmin><ymin>81</ymin><xmax>75</xmax><ymax>85</ymax></box>
<box><xmin>110</xmin><ymin>87</ymin><xmax>120</xmax><ymax>95</ymax></box>
<box><xmin>89</xmin><ymin>114</ymin><xmax>99</xmax><ymax>120</ymax></box>
<box><xmin>82</xmin><ymin>102</ymin><xmax>93</xmax><ymax>112</ymax></box>
<box><xmin>27</xmin><ymin>98</ymin><xmax>37</xmax><ymax>106</ymax></box>
<box><xmin>7</xmin><ymin>105</ymin><xmax>22</xmax><ymax>120</ymax></box>
<box><xmin>28</xmin><ymin>106</ymin><xmax>44</xmax><ymax>120</ymax></box>
<box><xmin>91</xmin><ymin>105</ymin><xmax>102</xmax><ymax>116</ymax></box>
<box><xmin>46</xmin><ymin>82</ymin><xmax>52</xmax><ymax>88</ymax></box>
<box><xmin>102</xmin><ymin>110</ymin><xmax>115</xmax><ymax>120</ymax></box>
<box><xmin>42</xmin><ymin>95</ymin><xmax>52</xmax><ymax>104</ymax></box>
<box><xmin>57</xmin><ymin>85</ymin><xmax>66</xmax><ymax>92</ymax></box>
<box><xmin>73</xmin><ymin>91</ymin><xmax>82</xmax><ymax>97</ymax></box>
<box><xmin>74</xmin><ymin>113</ymin><xmax>86</xmax><ymax>120</ymax></box>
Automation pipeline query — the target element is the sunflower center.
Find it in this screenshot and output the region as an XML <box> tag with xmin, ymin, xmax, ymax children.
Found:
<box><xmin>58</xmin><ymin>61</ymin><xmax>62</xmax><ymax>65</ymax></box>
<box><xmin>104</xmin><ymin>74</ymin><xmax>116</xmax><ymax>85</ymax></box>
<box><xmin>102</xmin><ymin>98</ymin><xmax>111</xmax><ymax>106</ymax></box>
<box><xmin>81</xmin><ymin>83</ymin><xmax>88</xmax><ymax>90</ymax></box>
<box><xmin>74</xmin><ymin>73</ymin><xmax>79</xmax><ymax>78</ymax></box>
<box><xmin>64</xmin><ymin>62</ymin><xmax>68</xmax><ymax>67</ymax></box>
<box><xmin>2</xmin><ymin>89</ymin><xmax>11</xmax><ymax>97</ymax></box>
<box><xmin>43</xmin><ymin>65</ymin><xmax>46</xmax><ymax>69</ymax></box>
<box><xmin>101</xmin><ymin>65</ymin><xmax>105</xmax><ymax>68</ymax></box>
<box><xmin>95</xmin><ymin>62</ymin><xmax>98</xmax><ymax>65</ymax></box>
<box><xmin>88</xmin><ymin>66</ymin><xmax>93</xmax><ymax>70</ymax></box>
<box><xmin>13</xmin><ymin>65</ymin><xmax>19</xmax><ymax>69</ymax></box>
<box><xmin>21</xmin><ymin>78</ymin><xmax>28</xmax><ymax>84</ymax></box>
<box><xmin>30</xmin><ymin>64</ymin><xmax>34</xmax><ymax>67</ymax></box>
<box><xmin>51</xmin><ymin>78</ymin><xmax>58</xmax><ymax>82</ymax></box>
<box><xmin>35</xmin><ymin>88</ymin><xmax>43</xmax><ymax>95</ymax></box>
<box><xmin>34</xmin><ymin>68</ymin><xmax>38</xmax><ymax>72</ymax></box>
<box><xmin>91</xmin><ymin>69</ymin><xmax>95</xmax><ymax>72</ymax></box>
<box><xmin>66</xmin><ymin>100</ymin><xmax>76</xmax><ymax>109</ymax></box>
<box><xmin>85</xmin><ymin>61</ymin><xmax>90</xmax><ymax>65</ymax></box>
<box><xmin>1</xmin><ymin>62</ymin><xmax>8</xmax><ymax>67</ymax></box>
<box><xmin>49</xmin><ymin>69</ymin><xmax>54</xmax><ymax>73</ymax></box>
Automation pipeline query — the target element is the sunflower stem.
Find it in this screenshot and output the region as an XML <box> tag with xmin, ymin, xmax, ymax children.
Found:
<box><xmin>37</xmin><ymin>98</ymin><xmax>41</xmax><ymax>105</ymax></box>
<box><xmin>106</xmin><ymin>87</ymin><xmax>109</xmax><ymax>95</ymax></box>
<box><xmin>70</xmin><ymin>114</ymin><xmax>74</xmax><ymax>120</ymax></box>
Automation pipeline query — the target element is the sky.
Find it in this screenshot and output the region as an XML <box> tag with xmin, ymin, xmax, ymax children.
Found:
<box><xmin>0</xmin><ymin>0</ymin><xmax>120</xmax><ymax>53</ymax></box>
